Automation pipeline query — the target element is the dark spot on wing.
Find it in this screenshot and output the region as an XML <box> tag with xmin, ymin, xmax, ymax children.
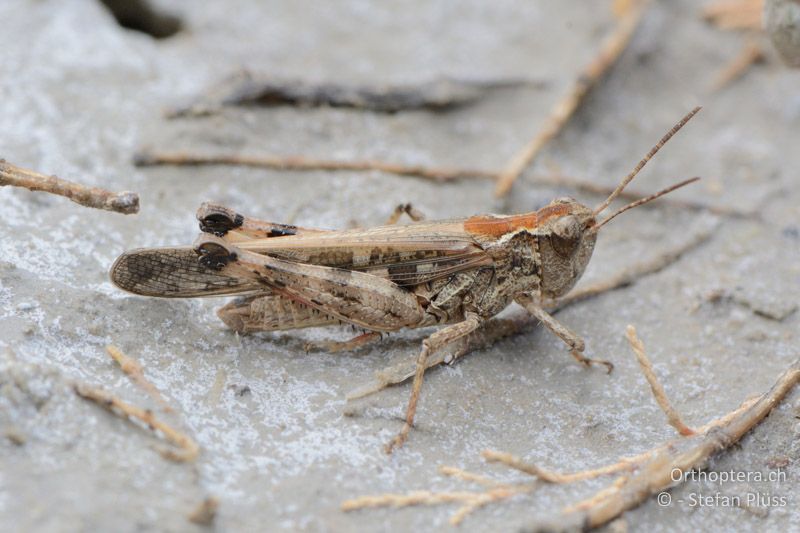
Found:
<box><xmin>266</xmin><ymin>225</ymin><xmax>297</xmax><ymax>237</ymax></box>
<box><xmin>110</xmin><ymin>248</ymin><xmax>252</xmax><ymax>297</ymax></box>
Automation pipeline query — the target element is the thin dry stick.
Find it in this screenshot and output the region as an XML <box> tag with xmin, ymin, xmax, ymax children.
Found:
<box><xmin>343</xmin><ymin>490</ymin><xmax>488</xmax><ymax>510</ymax></box>
<box><xmin>134</xmin><ymin>151</ymin><xmax>497</xmax><ymax>183</ymax></box>
<box><xmin>493</xmin><ymin>1</ymin><xmax>649</xmax><ymax>197</ymax></box>
<box><xmin>133</xmin><ymin>146</ymin><xmax>749</xmax><ymax>218</ymax></box>
<box><xmin>342</xmin><ymin>485</ymin><xmax>532</xmax><ymax>526</ymax></box>
<box><xmin>0</xmin><ymin>159</ymin><xmax>139</xmax><ymax>214</ymax></box>
<box><xmin>481</xmin><ymin>450</ymin><xmax>647</xmax><ymax>484</ymax></box>
<box><xmin>710</xmin><ymin>40</ymin><xmax>764</xmax><ymax>91</ymax></box>
<box><xmin>483</xmin><ymin>392</ymin><xmax>758</xmax><ymax>485</ymax></box>
<box><xmin>625</xmin><ymin>326</ymin><xmax>695</xmax><ymax>436</ymax></box>
<box><xmin>702</xmin><ymin>0</ymin><xmax>764</xmax><ymax>30</ymax></box>
<box><xmin>477</xmin><ymin>337</ymin><xmax>759</xmax><ymax>488</ymax></box>
<box><xmin>438</xmin><ymin>465</ymin><xmax>511</xmax><ymax>489</ymax></box>
<box><xmin>343</xmin><ymin>328</ymin><xmax>800</xmax><ymax>528</ymax></box>
<box><xmin>74</xmin><ymin>383</ymin><xmax>199</xmax><ymax>462</ymax></box>
<box><xmin>106</xmin><ymin>345</ymin><xmax>173</xmax><ymax>412</ymax></box>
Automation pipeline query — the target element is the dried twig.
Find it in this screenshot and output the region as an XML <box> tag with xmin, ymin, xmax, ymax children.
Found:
<box><xmin>343</xmin><ymin>328</ymin><xmax>800</xmax><ymax>530</ymax></box>
<box><xmin>710</xmin><ymin>40</ymin><xmax>765</xmax><ymax>91</ymax></box>
<box><xmin>106</xmin><ymin>345</ymin><xmax>173</xmax><ymax>412</ymax></box>
<box><xmin>532</xmin><ymin>361</ymin><xmax>800</xmax><ymax>531</ymax></box>
<box><xmin>624</xmin><ymin>326</ymin><xmax>695</xmax><ymax>436</ymax></box>
<box><xmin>139</xmin><ymin>4</ymin><xmax>657</xmax><ymax>201</ymax></box>
<box><xmin>132</xmin><ymin>144</ymin><xmax>753</xmax><ymax>219</ymax></box>
<box><xmin>438</xmin><ymin>465</ymin><xmax>510</xmax><ymax>489</ymax></box>
<box><xmin>134</xmin><ymin>151</ymin><xmax>496</xmax><ymax>183</ymax></box>
<box><xmin>481</xmin><ymin>450</ymin><xmax>646</xmax><ymax>484</ymax></box>
<box><xmin>493</xmin><ymin>1</ymin><xmax>649</xmax><ymax>197</ymax></box>
<box><xmin>74</xmin><ymin>383</ymin><xmax>199</xmax><ymax>462</ymax></box>
<box><xmin>0</xmin><ymin>159</ymin><xmax>139</xmax><ymax>214</ymax></box>
<box><xmin>342</xmin><ymin>484</ymin><xmax>532</xmax><ymax>526</ymax></box>
<box><xmin>702</xmin><ymin>0</ymin><xmax>764</xmax><ymax>30</ymax></box>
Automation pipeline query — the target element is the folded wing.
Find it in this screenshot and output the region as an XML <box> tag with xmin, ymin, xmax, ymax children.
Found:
<box><xmin>110</xmin><ymin>247</ymin><xmax>262</xmax><ymax>297</ymax></box>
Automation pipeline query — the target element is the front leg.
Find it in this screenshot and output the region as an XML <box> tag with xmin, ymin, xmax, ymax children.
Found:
<box><xmin>385</xmin><ymin>312</ymin><xmax>483</xmax><ymax>454</ymax></box>
<box><xmin>515</xmin><ymin>294</ymin><xmax>613</xmax><ymax>373</ymax></box>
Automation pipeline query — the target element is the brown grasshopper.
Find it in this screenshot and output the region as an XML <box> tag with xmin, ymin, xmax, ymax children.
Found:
<box><xmin>111</xmin><ymin>107</ymin><xmax>701</xmax><ymax>452</ymax></box>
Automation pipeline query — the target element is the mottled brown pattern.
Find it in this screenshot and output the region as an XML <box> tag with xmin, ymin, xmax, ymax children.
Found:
<box><xmin>219</xmin><ymin>246</ymin><xmax>426</xmax><ymax>331</ymax></box>
<box><xmin>217</xmin><ymin>294</ymin><xmax>342</xmax><ymax>333</ymax></box>
<box><xmin>110</xmin><ymin>247</ymin><xmax>259</xmax><ymax>297</ymax></box>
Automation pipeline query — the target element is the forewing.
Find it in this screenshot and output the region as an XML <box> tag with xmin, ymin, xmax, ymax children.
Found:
<box><xmin>236</xmin><ymin>221</ymin><xmax>493</xmax><ymax>286</ymax></box>
<box><xmin>110</xmin><ymin>247</ymin><xmax>262</xmax><ymax>297</ymax></box>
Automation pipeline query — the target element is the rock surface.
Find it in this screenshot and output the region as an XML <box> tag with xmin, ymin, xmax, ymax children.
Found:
<box><xmin>1</xmin><ymin>0</ymin><xmax>799</xmax><ymax>531</ymax></box>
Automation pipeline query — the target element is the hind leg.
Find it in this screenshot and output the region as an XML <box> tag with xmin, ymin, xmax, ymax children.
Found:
<box><xmin>217</xmin><ymin>294</ymin><xmax>342</xmax><ymax>333</ymax></box>
<box><xmin>304</xmin><ymin>331</ymin><xmax>383</xmax><ymax>353</ymax></box>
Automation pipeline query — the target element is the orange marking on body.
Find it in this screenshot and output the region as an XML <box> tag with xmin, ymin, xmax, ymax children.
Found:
<box><xmin>464</xmin><ymin>204</ymin><xmax>572</xmax><ymax>237</ymax></box>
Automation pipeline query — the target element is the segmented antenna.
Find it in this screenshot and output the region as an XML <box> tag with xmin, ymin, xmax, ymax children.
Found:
<box><xmin>591</xmin><ymin>177</ymin><xmax>700</xmax><ymax>232</ymax></box>
<box><xmin>593</xmin><ymin>106</ymin><xmax>701</xmax><ymax>216</ymax></box>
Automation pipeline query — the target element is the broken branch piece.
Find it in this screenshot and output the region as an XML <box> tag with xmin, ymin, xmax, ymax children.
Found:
<box><xmin>0</xmin><ymin>159</ymin><xmax>139</xmax><ymax>214</ymax></box>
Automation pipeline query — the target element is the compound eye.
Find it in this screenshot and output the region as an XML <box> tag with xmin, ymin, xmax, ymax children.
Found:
<box><xmin>550</xmin><ymin>215</ymin><xmax>580</xmax><ymax>257</ymax></box>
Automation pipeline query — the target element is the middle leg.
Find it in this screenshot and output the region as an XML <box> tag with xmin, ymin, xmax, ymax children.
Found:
<box><xmin>385</xmin><ymin>312</ymin><xmax>483</xmax><ymax>453</ymax></box>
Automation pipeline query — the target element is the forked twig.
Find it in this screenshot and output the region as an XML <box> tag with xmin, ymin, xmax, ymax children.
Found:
<box><xmin>0</xmin><ymin>159</ymin><xmax>139</xmax><ymax>214</ymax></box>
<box><xmin>343</xmin><ymin>327</ymin><xmax>800</xmax><ymax>530</ymax></box>
<box><xmin>106</xmin><ymin>345</ymin><xmax>173</xmax><ymax>412</ymax></box>
<box><xmin>134</xmin><ymin>151</ymin><xmax>497</xmax><ymax>183</ymax></box>
<box><xmin>342</xmin><ymin>482</ymin><xmax>533</xmax><ymax>526</ymax></box>
<box><xmin>74</xmin><ymin>383</ymin><xmax>199</xmax><ymax>462</ymax></box>
<box><xmin>533</xmin><ymin>361</ymin><xmax>799</xmax><ymax>531</ymax></box>
<box><xmin>493</xmin><ymin>1</ymin><xmax>649</xmax><ymax>197</ymax></box>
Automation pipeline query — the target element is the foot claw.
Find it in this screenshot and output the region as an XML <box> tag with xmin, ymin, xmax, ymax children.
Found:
<box><xmin>571</xmin><ymin>350</ymin><xmax>614</xmax><ymax>374</ymax></box>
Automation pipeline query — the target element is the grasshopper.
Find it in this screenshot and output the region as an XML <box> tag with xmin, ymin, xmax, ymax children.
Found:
<box><xmin>111</xmin><ymin>107</ymin><xmax>701</xmax><ymax>452</ymax></box>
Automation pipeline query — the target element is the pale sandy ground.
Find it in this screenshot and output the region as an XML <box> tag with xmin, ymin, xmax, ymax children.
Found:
<box><xmin>1</xmin><ymin>1</ymin><xmax>799</xmax><ymax>531</ymax></box>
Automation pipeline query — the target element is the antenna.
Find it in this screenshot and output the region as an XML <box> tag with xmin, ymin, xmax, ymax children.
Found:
<box><xmin>593</xmin><ymin>106</ymin><xmax>701</xmax><ymax>216</ymax></box>
<box><xmin>591</xmin><ymin>177</ymin><xmax>700</xmax><ymax>232</ymax></box>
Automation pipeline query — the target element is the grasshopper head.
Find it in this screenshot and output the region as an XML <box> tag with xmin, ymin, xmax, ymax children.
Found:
<box><xmin>536</xmin><ymin>198</ymin><xmax>598</xmax><ymax>299</ymax></box>
<box><xmin>536</xmin><ymin>108</ymin><xmax>704</xmax><ymax>300</ymax></box>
